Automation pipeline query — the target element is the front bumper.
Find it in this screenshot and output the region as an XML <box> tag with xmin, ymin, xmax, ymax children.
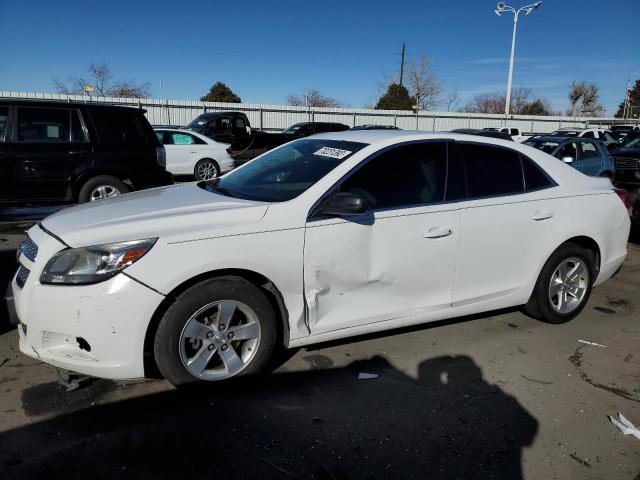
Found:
<box><xmin>12</xmin><ymin>226</ymin><xmax>165</xmax><ymax>379</ymax></box>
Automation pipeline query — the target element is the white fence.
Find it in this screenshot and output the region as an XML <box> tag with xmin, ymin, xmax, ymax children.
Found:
<box><xmin>1</xmin><ymin>91</ymin><xmax>630</xmax><ymax>134</ymax></box>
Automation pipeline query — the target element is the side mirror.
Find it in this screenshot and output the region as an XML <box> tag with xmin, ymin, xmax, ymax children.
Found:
<box><xmin>561</xmin><ymin>156</ymin><xmax>574</xmax><ymax>163</ymax></box>
<box><xmin>317</xmin><ymin>192</ymin><xmax>369</xmax><ymax>217</ymax></box>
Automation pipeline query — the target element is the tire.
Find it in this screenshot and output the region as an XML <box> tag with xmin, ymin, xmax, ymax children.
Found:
<box><xmin>78</xmin><ymin>175</ymin><xmax>129</xmax><ymax>203</ymax></box>
<box><xmin>194</xmin><ymin>158</ymin><xmax>220</xmax><ymax>181</ymax></box>
<box><xmin>523</xmin><ymin>242</ymin><xmax>595</xmax><ymax>324</ymax></box>
<box><xmin>154</xmin><ymin>276</ymin><xmax>277</xmax><ymax>387</ymax></box>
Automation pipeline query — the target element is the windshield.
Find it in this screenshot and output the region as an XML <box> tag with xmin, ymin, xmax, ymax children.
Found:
<box><xmin>185</xmin><ymin>115</ymin><xmax>210</xmax><ymax>131</ymax></box>
<box><xmin>201</xmin><ymin>139</ymin><xmax>368</xmax><ymax>202</ymax></box>
<box><xmin>524</xmin><ymin>139</ymin><xmax>560</xmax><ymax>154</ymax></box>
<box><xmin>621</xmin><ymin>134</ymin><xmax>640</xmax><ymax>148</ymax></box>
<box><xmin>282</xmin><ymin>124</ymin><xmax>303</xmax><ymax>135</ymax></box>
<box><xmin>611</xmin><ymin>126</ymin><xmax>634</xmax><ymax>132</ymax></box>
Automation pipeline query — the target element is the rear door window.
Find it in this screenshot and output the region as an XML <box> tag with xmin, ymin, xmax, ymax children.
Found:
<box><xmin>0</xmin><ymin>107</ymin><xmax>8</xmax><ymax>142</ymax></box>
<box><xmin>457</xmin><ymin>144</ymin><xmax>524</xmax><ymax>198</ymax></box>
<box><xmin>88</xmin><ymin>108</ymin><xmax>149</xmax><ymax>144</ymax></box>
<box><xmin>16</xmin><ymin>107</ymin><xmax>71</xmax><ymax>142</ymax></box>
<box><xmin>170</xmin><ymin>132</ymin><xmax>196</xmax><ymax>145</ymax></box>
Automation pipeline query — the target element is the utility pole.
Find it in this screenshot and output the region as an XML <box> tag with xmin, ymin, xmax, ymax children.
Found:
<box><xmin>399</xmin><ymin>42</ymin><xmax>406</xmax><ymax>87</ymax></box>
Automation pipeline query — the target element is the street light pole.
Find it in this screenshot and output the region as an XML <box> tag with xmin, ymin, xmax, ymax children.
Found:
<box><xmin>505</xmin><ymin>13</ymin><xmax>518</xmax><ymax>117</ymax></box>
<box><xmin>495</xmin><ymin>2</ymin><xmax>542</xmax><ymax>117</ymax></box>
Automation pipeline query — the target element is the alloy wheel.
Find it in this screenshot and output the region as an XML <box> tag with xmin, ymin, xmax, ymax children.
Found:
<box><xmin>178</xmin><ymin>300</ymin><xmax>261</xmax><ymax>380</ymax></box>
<box><xmin>89</xmin><ymin>185</ymin><xmax>121</xmax><ymax>201</ymax></box>
<box><xmin>548</xmin><ymin>257</ymin><xmax>589</xmax><ymax>314</ymax></box>
<box><xmin>196</xmin><ymin>161</ymin><xmax>218</xmax><ymax>180</ymax></box>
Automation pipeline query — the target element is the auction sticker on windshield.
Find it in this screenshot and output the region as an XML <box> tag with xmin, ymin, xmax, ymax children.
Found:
<box><xmin>313</xmin><ymin>147</ymin><xmax>352</xmax><ymax>159</ymax></box>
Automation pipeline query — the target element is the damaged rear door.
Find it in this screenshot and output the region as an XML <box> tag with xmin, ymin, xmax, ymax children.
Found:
<box><xmin>303</xmin><ymin>141</ymin><xmax>460</xmax><ymax>334</ymax></box>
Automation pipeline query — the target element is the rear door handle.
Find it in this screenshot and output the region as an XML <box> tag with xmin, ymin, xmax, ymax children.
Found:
<box><xmin>532</xmin><ymin>210</ymin><xmax>554</xmax><ymax>221</ymax></box>
<box><xmin>189</xmin><ymin>149</ymin><xmax>197</xmax><ymax>153</ymax></box>
<box><xmin>423</xmin><ymin>227</ymin><xmax>452</xmax><ymax>239</ymax></box>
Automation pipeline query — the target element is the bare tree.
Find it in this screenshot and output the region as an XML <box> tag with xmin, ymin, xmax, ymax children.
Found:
<box><xmin>286</xmin><ymin>89</ymin><xmax>343</xmax><ymax>108</ymax></box>
<box><xmin>566</xmin><ymin>82</ymin><xmax>604</xmax><ymax>117</ymax></box>
<box><xmin>53</xmin><ymin>63</ymin><xmax>150</xmax><ymax>98</ymax></box>
<box><xmin>443</xmin><ymin>91</ymin><xmax>460</xmax><ymax>112</ymax></box>
<box><xmin>462</xmin><ymin>87</ymin><xmax>536</xmax><ymax>114</ymax></box>
<box><xmin>406</xmin><ymin>56</ymin><xmax>442</xmax><ymax>111</ymax></box>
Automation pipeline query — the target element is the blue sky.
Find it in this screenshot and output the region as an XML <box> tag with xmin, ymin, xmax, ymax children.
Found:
<box><xmin>1</xmin><ymin>0</ymin><xmax>638</xmax><ymax>114</ymax></box>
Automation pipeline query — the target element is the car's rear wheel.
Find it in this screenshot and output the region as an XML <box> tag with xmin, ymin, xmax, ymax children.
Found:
<box><xmin>78</xmin><ymin>175</ymin><xmax>129</xmax><ymax>203</ymax></box>
<box><xmin>194</xmin><ymin>158</ymin><xmax>220</xmax><ymax>181</ymax></box>
<box><xmin>154</xmin><ymin>276</ymin><xmax>277</xmax><ymax>387</ymax></box>
<box><xmin>524</xmin><ymin>242</ymin><xmax>595</xmax><ymax>324</ymax></box>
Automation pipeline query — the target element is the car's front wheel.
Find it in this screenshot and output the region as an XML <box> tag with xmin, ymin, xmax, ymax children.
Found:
<box><xmin>154</xmin><ymin>277</ymin><xmax>277</xmax><ymax>387</ymax></box>
<box><xmin>194</xmin><ymin>158</ymin><xmax>220</xmax><ymax>181</ymax></box>
<box><xmin>524</xmin><ymin>242</ymin><xmax>595</xmax><ymax>324</ymax></box>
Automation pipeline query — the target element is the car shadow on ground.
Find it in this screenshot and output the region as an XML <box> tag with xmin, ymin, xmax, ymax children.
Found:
<box><xmin>1</xmin><ymin>355</ymin><xmax>537</xmax><ymax>480</ymax></box>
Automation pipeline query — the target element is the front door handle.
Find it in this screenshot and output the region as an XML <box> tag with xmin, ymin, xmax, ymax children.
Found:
<box><xmin>532</xmin><ymin>210</ymin><xmax>554</xmax><ymax>221</ymax></box>
<box><xmin>189</xmin><ymin>149</ymin><xmax>197</xmax><ymax>153</ymax></box>
<box><xmin>423</xmin><ymin>227</ymin><xmax>452</xmax><ymax>239</ymax></box>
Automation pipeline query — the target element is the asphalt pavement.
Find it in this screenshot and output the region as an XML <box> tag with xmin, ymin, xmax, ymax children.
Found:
<box><xmin>0</xmin><ymin>213</ymin><xmax>639</xmax><ymax>479</ymax></box>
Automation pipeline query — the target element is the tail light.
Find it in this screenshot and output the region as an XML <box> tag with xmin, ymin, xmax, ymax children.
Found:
<box><xmin>156</xmin><ymin>146</ymin><xmax>166</xmax><ymax>168</ymax></box>
<box><xmin>613</xmin><ymin>188</ymin><xmax>632</xmax><ymax>209</ymax></box>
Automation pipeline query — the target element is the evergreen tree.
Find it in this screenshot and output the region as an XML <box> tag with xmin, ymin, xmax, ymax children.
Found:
<box><xmin>201</xmin><ymin>82</ymin><xmax>241</xmax><ymax>103</ymax></box>
<box><xmin>375</xmin><ymin>83</ymin><xmax>415</xmax><ymax>111</ymax></box>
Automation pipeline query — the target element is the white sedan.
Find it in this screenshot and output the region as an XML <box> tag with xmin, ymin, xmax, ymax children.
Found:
<box><xmin>9</xmin><ymin>131</ymin><xmax>629</xmax><ymax>386</ymax></box>
<box><xmin>154</xmin><ymin>128</ymin><xmax>235</xmax><ymax>180</ymax></box>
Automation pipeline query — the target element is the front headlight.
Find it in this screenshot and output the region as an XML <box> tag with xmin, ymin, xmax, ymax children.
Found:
<box><xmin>40</xmin><ymin>238</ymin><xmax>157</xmax><ymax>285</ymax></box>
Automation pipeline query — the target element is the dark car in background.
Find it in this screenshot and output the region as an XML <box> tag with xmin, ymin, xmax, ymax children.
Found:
<box><xmin>452</xmin><ymin>128</ymin><xmax>513</xmax><ymax>141</ymax></box>
<box><xmin>282</xmin><ymin>122</ymin><xmax>349</xmax><ymax>136</ymax></box>
<box><xmin>186</xmin><ymin>112</ymin><xmax>350</xmax><ymax>163</ymax></box>
<box><xmin>0</xmin><ymin>100</ymin><xmax>172</xmax><ymax>204</ymax></box>
<box><xmin>523</xmin><ymin>136</ymin><xmax>614</xmax><ymax>178</ymax></box>
<box><xmin>610</xmin><ymin>132</ymin><xmax>640</xmax><ymax>186</ymax></box>
<box><xmin>610</xmin><ymin>124</ymin><xmax>640</xmax><ymax>142</ymax></box>
<box><xmin>350</xmin><ymin>124</ymin><xmax>400</xmax><ymax>130</ymax></box>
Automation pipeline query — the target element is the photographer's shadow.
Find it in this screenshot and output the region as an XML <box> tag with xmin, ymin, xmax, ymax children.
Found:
<box><xmin>2</xmin><ymin>354</ymin><xmax>537</xmax><ymax>479</ymax></box>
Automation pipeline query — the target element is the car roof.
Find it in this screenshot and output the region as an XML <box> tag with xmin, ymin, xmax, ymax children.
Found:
<box><xmin>311</xmin><ymin>129</ymin><xmax>523</xmax><ymax>146</ymax></box>
<box><xmin>528</xmin><ymin>135</ymin><xmax>603</xmax><ymax>143</ymax></box>
<box><xmin>0</xmin><ymin>98</ymin><xmax>146</xmax><ymax>113</ymax></box>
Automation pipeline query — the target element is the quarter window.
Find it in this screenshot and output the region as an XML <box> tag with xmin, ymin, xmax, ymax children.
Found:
<box><xmin>339</xmin><ymin>142</ymin><xmax>447</xmax><ymax>210</ymax></box>
<box><xmin>88</xmin><ymin>109</ymin><xmax>148</xmax><ymax>144</ymax></box>
<box><xmin>17</xmin><ymin>107</ymin><xmax>70</xmax><ymax>142</ymax></box>
<box><xmin>522</xmin><ymin>157</ymin><xmax>553</xmax><ymax>191</ymax></box>
<box><xmin>457</xmin><ymin>144</ymin><xmax>524</xmax><ymax>197</ymax></box>
<box><xmin>71</xmin><ymin>110</ymin><xmax>87</xmax><ymax>142</ymax></box>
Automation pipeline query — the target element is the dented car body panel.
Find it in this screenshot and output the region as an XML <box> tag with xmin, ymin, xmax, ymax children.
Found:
<box><xmin>10</xmin><ymin>131</ymin><xmax>630</xmax><ymax>379</ymax></box>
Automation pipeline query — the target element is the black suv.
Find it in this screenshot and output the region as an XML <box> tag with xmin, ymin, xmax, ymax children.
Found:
<box><xmin>0</xmin><ymin>100</ymin><xmax>173</xmax><ymax>204</ymax></box>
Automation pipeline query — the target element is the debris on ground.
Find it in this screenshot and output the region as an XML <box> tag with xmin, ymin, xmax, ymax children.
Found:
<box><xmin>578</xmin><ymin>340</ymin><xmax>606</xmax><ymax>348</ymax></box>
<box><xmin>608</xmin><ymin>412</ymin><xmax>640</xmax><ymax>440</ymax></box>
<box><xmin>56</xmin><ymin>368</ymin><xmax>92</xmax><ymax>392</ymax></box>
<box><xmin>358</xmin><ymin>372</ymin><xmax>378</xmax><ymax>380</ymax></box>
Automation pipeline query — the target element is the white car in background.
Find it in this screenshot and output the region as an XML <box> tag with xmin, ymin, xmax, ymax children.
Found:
<box><xmin>549</xmin><ymin>128</ymin><xmax>618</xmax><ymax>148</ymax></box>
<box><xmin>154</xmin><ymin>128</ymin><xmax>235</xmax><ymax>180</ymax></box>
<box><xmin>482</xmin><ymin>127</ymin><xmax>529</xmax><ymax>142</ymax></box>
<box><xmin>8</xmin><ymin>131</ymin><xmax>630</xmax><ymax>386</ymax></box>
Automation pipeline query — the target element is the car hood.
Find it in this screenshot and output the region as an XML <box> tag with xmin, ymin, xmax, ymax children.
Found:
<box><xmin>611</xmin><ymin>147</ymin><xmax>640</xmax><ymax>158</ymax></box>
<box><xmin>41</xmin><ymin>183</ymin><xmax>269</xmax><ymax>247</ymax></box>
